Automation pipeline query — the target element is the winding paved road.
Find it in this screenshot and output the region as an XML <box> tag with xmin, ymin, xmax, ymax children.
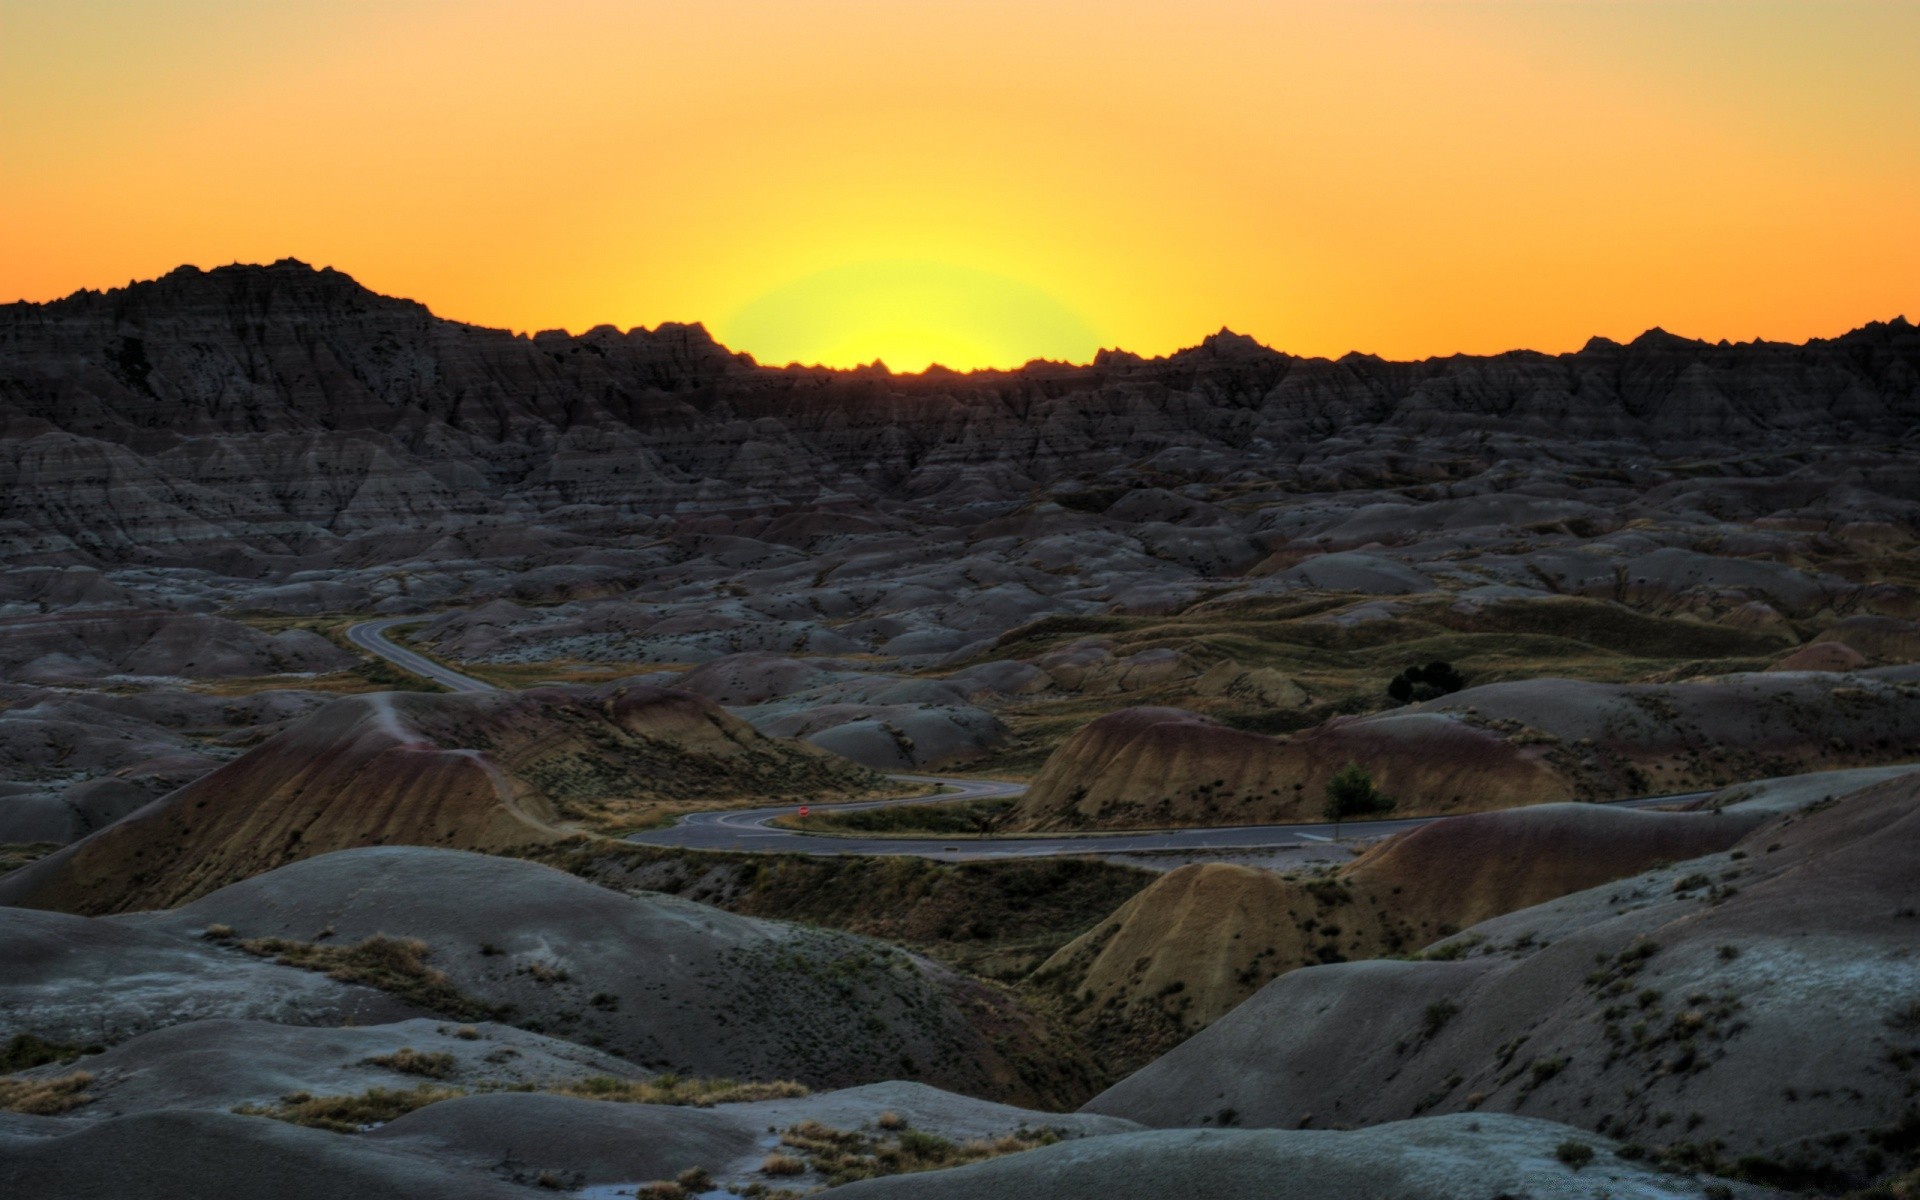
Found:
<box><xmin>346</xmin><ymin>617</ymin><xmax>496</xmax><ymax>692</ymax></box>
<box><xmin>347</xmin><ymin>617</ymin><xmax>1710</xmax><ymax>861</ymax></box>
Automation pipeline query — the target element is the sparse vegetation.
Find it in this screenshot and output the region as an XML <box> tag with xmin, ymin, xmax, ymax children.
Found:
<box><xmin>235</xmin><ymin>1074</ymin><xmax>809</xmax><ymax>1132</ymax></box>
<box><xmin>0</xmin><ymin>842</ymin><xmax>60</xmax><ymax>875</ymax></box>
<box><xmin>235</xmin><ymin>1084</ymin><xmax>459</xmax><ymax>1132</ymax></box>
<box><xmin>547</xmin><ymin>1074</ymin><xmax>808</xmax><ymax>1107</ymax></box>
<box><xmin>363</xmin><ymin>1048</ymin><xmax>458</xmax><ymax>1078</ymax></box>
<box><xmin>768</xmin><ymin>1117</ymin><xmax>1062</xmax><ymax>1186</ymax></box>
<box><xmin>236</xmin><ymin>933</ymin><xmax>510</xmax><ymax>1022</ymax></box>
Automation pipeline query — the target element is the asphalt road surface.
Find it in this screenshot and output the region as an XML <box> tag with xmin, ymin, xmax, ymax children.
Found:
<box><xmin>347</xmin><ymin>617</ymin><xmax>1712</xmax><ymax>861</ymax></box>
<box><xmin>346</xmin><ymin>616</ymin><xmax>496</xmax><ymax>693</ymax></box>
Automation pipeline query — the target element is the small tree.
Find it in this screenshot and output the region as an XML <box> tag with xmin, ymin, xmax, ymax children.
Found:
<box><xmin>1388</xmin><ymin>661</ymin><xmax>1466</xmax><ymax>704</ymax></box>
<box><xmin>1323</xmin><ymin>763</ymin><xmax>1396</xmax><ymax>838</ymax></box>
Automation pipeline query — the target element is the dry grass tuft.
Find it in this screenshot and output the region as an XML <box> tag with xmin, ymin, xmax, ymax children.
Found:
<box><xmin>0</xmin><ymin>1071</ymin><xmax>95</xmax><ymax>1115</ymax></box>
<box><xmin>761</xmin><ymin>1152</ymin><xmax>807</xmax><ymax>1176</ymax></box>
<box><xmin>363</xmin><ymin>1048</ymin><xmax>458</xmax><ymax>1078</ymax></box>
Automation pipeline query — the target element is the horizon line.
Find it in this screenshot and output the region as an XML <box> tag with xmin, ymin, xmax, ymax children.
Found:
<box><xmin>10</xmin><ymin>256</ymin><xmax>1916</xmax><ymax>378</ymax></box>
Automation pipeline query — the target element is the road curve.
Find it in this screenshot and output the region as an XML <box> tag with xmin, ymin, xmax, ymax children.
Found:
<box><xmin>346</xmin><ymin>617</ymin><xmax>1711</xmax><ymax>861</ymax></box>
<box><xmin>346</xmin><ymin>616</ymin><xmax>496</xmax><ymax>693</ymax></box>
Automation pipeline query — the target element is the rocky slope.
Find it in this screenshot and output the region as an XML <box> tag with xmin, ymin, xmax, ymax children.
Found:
<box><xmin>1085</xmin><ymin>767</ymin><xmax>1920</xmax><ymax>1191</ymax></box>
<box><xmin>829</xmin><ymin>1115</ymin><xmax>1769</xmax><ymax>1200</ymax></box>
<box><xmin>128</xmin><ymin>847</ymin><xmax>1079</xmax><ymax>1101</ymax></box>
<box><xmin>1033</xmin><ymin>799</ymin><xmax>1770</xmax><ymax>1067</ymax></box>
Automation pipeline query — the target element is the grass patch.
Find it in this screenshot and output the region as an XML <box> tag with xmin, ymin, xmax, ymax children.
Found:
<box><xmin>235</xmin><ymin>1084</ymin><xmax>460</xmax><ymax>1132</ymax></box>
<box><xmin>237</xmin><ymin>934</ymin><xmax>509</xmax><ymax>1023</ymax></box>
<box><xmin>236</xmin><ymin>1074</ymin><xmax>809</xmax><ymax>1132</ymax></box>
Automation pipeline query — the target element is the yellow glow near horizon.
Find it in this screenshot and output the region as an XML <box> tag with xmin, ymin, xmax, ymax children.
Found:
<box><xmin>2</xmin><ymin>1</ymin><xmax>1917</xmax><ymax>369</ymax></box>
<box><xmin>723</xmin><ymin>262</ymin><xmax>1101</xmax><ymax>372</ymax></box>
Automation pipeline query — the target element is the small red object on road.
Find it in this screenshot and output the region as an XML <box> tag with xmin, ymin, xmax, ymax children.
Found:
<box><xmin>798</xmin><ymin>806</ymin><xmax>810</xmax><ymax>818</ymax></box>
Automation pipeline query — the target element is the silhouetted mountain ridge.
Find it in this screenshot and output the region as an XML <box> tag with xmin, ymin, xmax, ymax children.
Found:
<box><xmin>2</xmin><ymin>260</ymin><xmax>1916</xmax><ymax>567</ymax></box>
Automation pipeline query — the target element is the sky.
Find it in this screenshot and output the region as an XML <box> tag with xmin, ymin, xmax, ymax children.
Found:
<box><xmin>3</xmin><ymin>1</ymin><xmax>1917</xmax><ymax>371</ymax></box>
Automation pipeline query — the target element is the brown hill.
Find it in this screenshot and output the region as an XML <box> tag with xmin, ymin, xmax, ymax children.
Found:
<box><xmin>1035</xmin><ymin>803</ymin><xmax>1761</xmax><ymax>1067</ymax></box>
<box><xmin>1086</xmin><ymin>767</ymin><xmax>1920</xmax><ymax>1191</ymax></box>
<box><xmin>1012</xmin><ymin>706</ymin><xmax>1570</xmax><ymax>830</ymax></box>
<box><xmin>1014</xmin><ymin>669</ymin><xmax>1920</xmax><ymax>830</ymax></box>
<box><xmin>0</xmin><ymin>683</ymin><xmax>883</xmax><ymax>915</ymax></box>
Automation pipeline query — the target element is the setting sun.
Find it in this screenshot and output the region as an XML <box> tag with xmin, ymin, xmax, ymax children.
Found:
<box><xmin>721</xmin><ymin>261</ymin><xmax>1101</xmax><ymax>372</ymax></box>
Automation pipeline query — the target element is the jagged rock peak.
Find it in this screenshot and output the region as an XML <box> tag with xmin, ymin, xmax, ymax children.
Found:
<box><xmin>1628</xmin><ymin>326</ymin><xmax>1705</xmax><ymax>350</ymax></box>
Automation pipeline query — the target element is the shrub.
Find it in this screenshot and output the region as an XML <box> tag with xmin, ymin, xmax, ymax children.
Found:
<box><xmin>1388</xmin><ymin>662</ymin><xmax>1466</xmax><ymax>704</ymax></box>
<box><xmin>1421</xmin><ymin>1000</ymin><xmax>1461</xmax><ymax>1040</ymax></box>
<box><xmin>1323</xmin><ymin>763</ymin><xmax>1396</xmax><ymax>835</ymax></box>
<box><xmin>1555</xmin><ymin>1140</ymin><xmax>1595</xmax><ymax>1169</ymax></box>
<box><xmin>0</xmin><ymin>1034</ymin><xmax>94</xmax><ymax>1072</ymax></box>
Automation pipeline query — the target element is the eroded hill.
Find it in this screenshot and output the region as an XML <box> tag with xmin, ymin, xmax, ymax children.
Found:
<box><xmin>0</xmin><ymin>683</ymin><xmax>885</xmax><ymax>915</ymax></box>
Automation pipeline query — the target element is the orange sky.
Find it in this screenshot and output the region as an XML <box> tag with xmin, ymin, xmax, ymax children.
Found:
<box><xmin>3</xmin><ymin>1</ymin><xmax>1917</xmax><ymax>371</ymax></box>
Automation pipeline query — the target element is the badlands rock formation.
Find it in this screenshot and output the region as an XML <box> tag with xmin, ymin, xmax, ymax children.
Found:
<box><xmin>1035</xmin><ymin>798</ymin><xmax>1770</xmax><ymax>1065</ymax></box>
<box><xmin>4</xmin><ymin>262</ymin><xmax>1917</xmax><ymax>573</ymax></box>
<box><xmin>1012</xmin><ymin>669</ymin><xmax>1920</xmax><ymax>829</ymax></box>
<box><xmin>4</xmin><ymin>262</ymin><xmax>1920</xmax><ymax>1196</ymax></box>
<box><xmin>1086</xmin><ymin>767</ymin><xmax>1920</xmax><ymax>1190</ymax></box>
